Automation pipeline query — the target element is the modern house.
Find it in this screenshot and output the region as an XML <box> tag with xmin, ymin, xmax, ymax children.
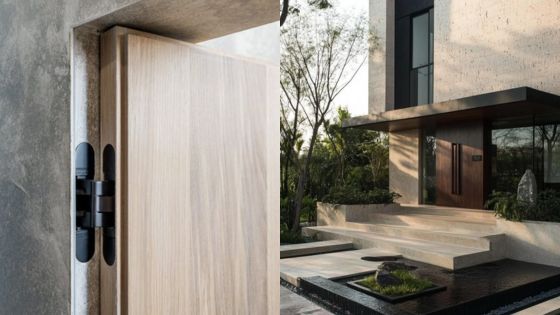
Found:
<box><xmin>345</xmin><ymin>0</ymin><xmax>560</xmax><ymax>209</ymax></box>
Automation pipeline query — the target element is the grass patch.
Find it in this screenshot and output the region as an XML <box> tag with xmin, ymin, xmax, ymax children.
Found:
<box><xmin>357</xmin><ymin>270</ymin><xmax>434</xmax><ymax>296</ymax></box>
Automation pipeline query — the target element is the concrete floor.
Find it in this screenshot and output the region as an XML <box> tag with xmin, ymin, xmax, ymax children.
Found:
<box><xmin>280</xmin><ymin>287</ymin><xmax>332</xmax><ymax>315</ymax></box>
<box><xmin>280</xmin><ymin>248</ymin><xmax>399</xmax><ymax>287</ymax></box>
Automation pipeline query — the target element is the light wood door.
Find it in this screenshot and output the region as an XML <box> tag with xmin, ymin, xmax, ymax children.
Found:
<box><xmin>100</xmin><ymin>26</ymin><xmax>279</xmax><ymax>315</ymax></box>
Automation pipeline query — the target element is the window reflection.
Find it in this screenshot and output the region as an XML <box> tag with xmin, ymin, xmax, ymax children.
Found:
<box><xmin>491</xmin><ymin>124</ymin><xmax>560</xmax><ymax>194</ymax></box>
<box><xmin>423</xmin><ymin>130</ymin><xmax>436</xmax><ymax>204</ymax></box>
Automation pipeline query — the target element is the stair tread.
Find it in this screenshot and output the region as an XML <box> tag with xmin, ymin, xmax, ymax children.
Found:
<box><xmin>345</xmin><ymin>221</ymin><xmax>503</xmax><ymax>238</ymax></box>
<box><xmin>369</xmin><ymin>211</ymin><xmax>497</xmax><ymax>225</ymax></box>
<box><xmin>307</xmin><ymin>226</ymin><xmax>491</xmax><ymax>257</ymax></box>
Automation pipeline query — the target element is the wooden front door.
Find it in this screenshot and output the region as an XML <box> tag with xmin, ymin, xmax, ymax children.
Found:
<box><xmin>435</xmin><ymin>122</ymin><xmax>485</xmax><ymax>209</ymax></box>
<box><xmin>99</xmin><ymin>26</ymin><xmax>279</xmax><ymax>314</ymax></box>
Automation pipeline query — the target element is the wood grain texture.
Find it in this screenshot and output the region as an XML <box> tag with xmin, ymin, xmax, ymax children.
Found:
<box><xmin>100</xmin><ymin>27</ymin><xmax>279</xmax><ymax>314</ymax></box>
<box><xmin>436</xmin><ymin>122</ymin><xmax>485</xmax><ymax>209</ymax></box>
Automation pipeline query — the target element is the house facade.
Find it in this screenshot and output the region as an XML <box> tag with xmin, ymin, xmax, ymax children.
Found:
<box><xmin>346</xmin><ymin>0</ymin><xmax>560</xmax><ymax>209</ymax></box>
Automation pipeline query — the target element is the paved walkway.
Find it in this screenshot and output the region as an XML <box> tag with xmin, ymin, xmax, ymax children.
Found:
<box><xmin>513</xmin><ymin>295</ymin><xmax>560</xmax><ymax>315</ymax></box>
<box><xmin>280</xmin><ymin>286</ymin><xmax>332</xmax><ymax>315</ymax></box>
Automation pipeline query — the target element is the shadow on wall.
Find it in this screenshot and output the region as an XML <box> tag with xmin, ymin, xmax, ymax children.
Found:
<box><xmin>434</xmin><ymin>0</ymin><xmax>560</xmax><ymax>102</ymax></box>
<box><xmin>389</xmin><ymin>131</ymin><xmax>419</xmax><ymax>204</ymax></box>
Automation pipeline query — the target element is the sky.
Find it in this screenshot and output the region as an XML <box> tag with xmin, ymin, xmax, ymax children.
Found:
<box><xmin>201</xmin><ymin>0</ymin><xmax>369</xmax><ymax>118</ymax></box>
<box><xmin>334</xmin><ymin>0</ymin><xmax>369</xmax><ymax>117</ymax></box>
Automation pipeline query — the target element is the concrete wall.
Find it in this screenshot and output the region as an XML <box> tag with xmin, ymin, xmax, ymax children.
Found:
<box><xmin>369</xmin><ymin>0</ymin><xmax>560</xmax><ymax>109</ymax></box>
<box><xmin>0</xmin><ymin>1</ymin><xmax>141</xmax><ymax>313</ymax></box>
<box><xmin>497</xmin><ymin>219</ymin><xmax>560</xmax><ymax>268</ymax></box>
<box><xmin>369</xmin><ymin>0</ymin><xmax>394</xmax><ymax>114</ymax></box>
<box><xmin>389</xmin><ymin>129</ymin><xmax>421</xmax><ymax>204</ymax></box>
<box><xmin>433</xmin><ymin>0</ymin><xmax>560</xmax><ymax>102</ymax></box>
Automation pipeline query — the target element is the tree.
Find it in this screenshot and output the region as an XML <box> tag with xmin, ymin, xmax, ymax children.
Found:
<box><xmin>280</xmin><ymin>0</ymin><xmax>333</xmax><ymax>27</ymax></box>
<box><xmin>282</xmin><ymin>5</ymin><xmax>371</xmax><ymax>231</ymax></box>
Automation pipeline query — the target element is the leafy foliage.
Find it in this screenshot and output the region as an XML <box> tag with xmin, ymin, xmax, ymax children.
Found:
<box><xmin>280</xmin><ymin>0</ymin><xmax>395</xmax><ymax>234</ymax></box>
<box><xmin>357</xmin><ymin>270</ymin><xmax>434</xmax><ymax>296</ymax></box>
<box><xmin>321</xmin><ymin>186</ymin><xmax>399</xmax><ymax>205</ymax></box>
<box><xmin>486</xmin><ymin>190</ymin><xmax>560</xmax><ymax>222</ymax></box>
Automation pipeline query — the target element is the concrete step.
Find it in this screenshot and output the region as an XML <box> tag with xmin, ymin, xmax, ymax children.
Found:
<box><xmin>339</xmin><ymin>221</ymin><xmax>504</xmax><ymax>250</ymax></box>
<box><xmin>303</xmin><ymin>226</ymin><xmax>503</xmax><ymax>270</ymax></box>
<box><xmin>280</xmin><ymin>240</ymin><xmax>354</xmax><ymax>259</ymax></box>
<box><xmin>360</xmin><ymin>212</ymin><xmax>498</xmax><ymax>234</ymax></box>
<box><xmin>397</xmin><ymin>204</ymin><xmax>497</xmax><ymax>221</ymax></box>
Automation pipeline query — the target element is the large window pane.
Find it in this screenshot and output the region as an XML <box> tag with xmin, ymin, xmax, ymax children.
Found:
<box><xmin>540</xmin><ymin>124</ymin><xmax>560</xmax><ymax>183</ymax></box>
<box><xmin>492</xmin><ymin>127</ymin><xmax>541</xmax><ymax>193</ymax></box>
<box><xmin>423</xmin><ymin>130</ymin><xmax>437</xmax><ymax>204</ymax></box>
<box><xmin>412</xmin><ymin>12</ymin><xmax>430</xmax><ymax>68</ymax></box>
<box><xmin>411</xmin><ymin>66</ymin><xmax>431</xmax><ymax>105</ymax></box>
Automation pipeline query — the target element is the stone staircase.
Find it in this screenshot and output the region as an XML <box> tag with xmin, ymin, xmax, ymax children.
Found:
<box><xmin>303</xmin><ymin>204</ymin><xmax>506</xmax><ymax>270</ymax></box>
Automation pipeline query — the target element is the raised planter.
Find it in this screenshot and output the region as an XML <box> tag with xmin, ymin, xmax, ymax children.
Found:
<box><xmin>497</xmin><ymin>218</ymin><xmax>560</xmax><ymax>268</ymax></box>
<box><xmin>346</xmin><ymin>279</ymin><xmax>446</xmax><ymax>303</ymax></box>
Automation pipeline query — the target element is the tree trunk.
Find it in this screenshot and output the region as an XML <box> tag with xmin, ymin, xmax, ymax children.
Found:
<box><xmin>291</xmin><ymin>124</ymin><xmax>320</xmax><ymax>232</ymax></box>
<box><xmin>280</xmin><ymin>0</ymin><xmax>289</xmax><ymax>26</ymax></box>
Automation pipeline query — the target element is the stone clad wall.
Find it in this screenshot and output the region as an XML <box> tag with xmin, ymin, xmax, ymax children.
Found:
<box><xmin>433</xmin><ymin>0</ymin><xmax>560</xmax><ymax>102</ymax></box>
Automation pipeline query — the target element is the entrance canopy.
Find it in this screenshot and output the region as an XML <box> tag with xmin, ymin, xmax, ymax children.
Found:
<box><xmin>344</xmin><ymin>87</ymin><xmax>560</xmax><ymax>132</ymax></box>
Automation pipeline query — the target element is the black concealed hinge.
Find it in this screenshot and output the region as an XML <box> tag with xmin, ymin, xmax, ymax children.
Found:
<box><xmin>75</xmin><ymin>142</ymin><xmax>116</xmax><ymax>265</ymax></box>
<box><xmin>76</xmin><ymin>178</ymin><xmax>115</xmax><ymax>229</ymax></box>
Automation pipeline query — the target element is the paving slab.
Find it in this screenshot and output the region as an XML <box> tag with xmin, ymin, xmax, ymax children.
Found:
<box><xmin>280</xmin><ymin>240</ymin><xmax>354</xmax><ymax>258</ymax></box>
<box><xmin>280</xmin><ymin>287</ymin><xmax>332</xmax><ymax>315</ymax></box>
<box><xmin>280</xmin><ymin>248</ymin><xmax>400</xmax><ymax>287</ymax></box>
<box><xmin>514</xmin><ymin>295</ymin><xmax>560</xmax><ymax>315</ymax></box>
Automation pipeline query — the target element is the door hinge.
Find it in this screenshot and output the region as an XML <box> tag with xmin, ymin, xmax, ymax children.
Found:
<box><xmin>75</xmin><ymin>142</ymin><xmax>116</xmax><ymax>264</ymax></box>
<box><xmin>76</xmin><ymin>179</ymin><xmax>115</xmax><ymax>229</ymax></box>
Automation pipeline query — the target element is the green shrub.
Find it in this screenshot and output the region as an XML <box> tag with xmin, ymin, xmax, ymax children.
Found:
<box><xmin>485</xmin><ymin>191</ymin><xmax>526</xmax><ymax>221</ymax></box>
<box><xmin>280</xmin><ymin>223</ymin><xmax>306</xmax><ymax>244</ymax></box>
<box><xmin>300</xmin><ymin>196</ymin><xmax>317</xmax><ymax>223</ymax></box>
<box><xmin>486</xmin><ymin>190</ymin><xmax>560</xmax><ymax>222</ymax></box>
<box><xmin>321</xmin><ymin>186</ymin><xmax>400</xmax><ymax>205</ymax></box>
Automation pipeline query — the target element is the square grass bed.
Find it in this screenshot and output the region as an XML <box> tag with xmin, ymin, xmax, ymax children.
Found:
<box><xmin>346</xmin><ymin>270</ymin><xmax>446</xmax><ymax>303</ymax></box>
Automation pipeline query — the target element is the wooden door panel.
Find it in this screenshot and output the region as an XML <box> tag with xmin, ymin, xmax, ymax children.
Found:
<box><xmin>100</xmin><ymin>26</ymin><xmax>279</xmax><ymax>314</ymax></box>
<box><xmin>435</xmin><ymin>123</ymin><xmax>485</xmax><ymax>209</ymax></box>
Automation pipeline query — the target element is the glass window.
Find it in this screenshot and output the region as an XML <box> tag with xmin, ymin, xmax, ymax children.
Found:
<box><xmin>491</xmin><ymin>123</ymin><xmax>560</xmax><ymax>194</ymax></box>
<box><xmin>412</xmin><ymin>12</ymin><xmax>430</xmax><ymax>68</ymax></box>
<box><xmin>410</xmin><ymin>9</ymin><xmax>434</xmax><ymax>106</ymax></box>
<box><xmin>422</xmin><ymin>129</ymin><xmax>437</xmax><ymax>204</ymax></box>
<box><xmin>491</xmin><ymin>127</ymin><xmax>535</xmax><ymax>193</ymax></box>
<box><xmin>540</xmin><ymin>125</ymin><xmax>560</xmax><ymax>183</ymax></box>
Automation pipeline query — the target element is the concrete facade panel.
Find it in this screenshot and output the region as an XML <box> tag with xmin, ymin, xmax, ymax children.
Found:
<box><xmin>433</xmin><ymin>0</ymin><xmax>560</xmax><ymax>102</ymax></box>
<box><xmin>389</xmin><ymin>129</ymin><xmax>421</xmax><ymax>204</ymax></box>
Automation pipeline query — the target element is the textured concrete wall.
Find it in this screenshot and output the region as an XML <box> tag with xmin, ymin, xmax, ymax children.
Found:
<box><xmin>369</xmin><ymin>0</ymin><xmax>394</xmax><ymax>114</ymax></box>
<box><xmin>498</xmin><ymin>219</ymin><xmax>560</xmax><ymax>268</ymax></box>
<box><xmin>389</xmin><ymin>129</ymin><xmax>420</xmax><ymax>204</ymax></box>
<box><xmin>434</xmin><ymin>0</ymin><xmax>560</xmax><ymax>102</ymax></box>
<box><xmin>0</xmin><ymin>0</ymin><xmax>142</xmax><ymax>313</ymax></box>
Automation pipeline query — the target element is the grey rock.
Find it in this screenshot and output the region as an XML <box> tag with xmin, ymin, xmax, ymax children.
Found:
<box><xmin>375</xmin><ymin>270</ymin><xmax>403</xmax><ymax>287</ymax></box>
<box><xmin>379</xmin><ymin>261</ymin><xmax>417</xmax><ymax>272</ymax></box>
<box><xmin>518</xmin><ymin>169</ymin><xmax>538</xmax><ymax>205</ymax></box>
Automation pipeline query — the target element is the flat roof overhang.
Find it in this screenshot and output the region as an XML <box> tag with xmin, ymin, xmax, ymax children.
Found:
<box><xmin>344</xmin><ymin>87</ymin><xmax>560</xmax><ymax>132</ymax></box>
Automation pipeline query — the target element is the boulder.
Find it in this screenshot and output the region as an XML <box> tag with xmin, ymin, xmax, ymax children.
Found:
<box><xmin>378</xmin><ymin>261</ymin><xmax>417</xmax><ymax>272</ymax></box>
<box><xmin>375</xmin><ymin>270</ymin><xmax>403</xmax><ymax>287</ymax></box>
<box><xmin>517</xmin><ymin>169</ymin><xmax>537</xmax><ymax>206</ymax></box>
